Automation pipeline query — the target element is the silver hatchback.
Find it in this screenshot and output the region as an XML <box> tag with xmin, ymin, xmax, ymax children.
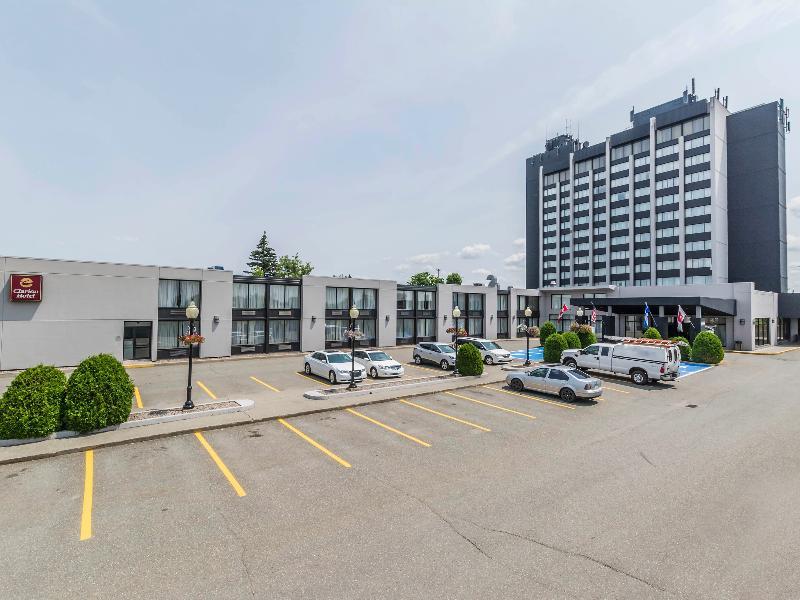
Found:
<box><xmin>413</xmin><ymin>342</ymin><xmax>456</xmax><ymax>370</ymax></box>
<box><xmin>505</xmin><ymin>365</ymin><xmax>602</xmax><ymax>402</ymax></box>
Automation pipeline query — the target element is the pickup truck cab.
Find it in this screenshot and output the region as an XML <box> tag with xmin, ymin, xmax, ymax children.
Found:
<box><xmin>561</xmin><ymin>338</ymin><xmax>681</xmax><ymax>385</ymax></box>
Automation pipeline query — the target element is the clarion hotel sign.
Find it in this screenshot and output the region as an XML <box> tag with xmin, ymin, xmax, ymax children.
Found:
<box><xmin>9</xmin><ymin>274</ymin><xmax>43</xmax><ymax>302</ymax></box>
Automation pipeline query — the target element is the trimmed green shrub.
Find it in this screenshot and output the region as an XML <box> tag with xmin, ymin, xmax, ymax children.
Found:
<box><xmin>539</xmin><ymin>321</ymin><xmax>557</xmax><ymax>347</ymax></box>
<box><xmin>671</xmin><ymin>336</ymin><xmax>692</xmax><ymax>361</ymax></box>
<box><xmin>563</xmin><ymin>331</ymin><xmax>582</xmax><ymax>350</ymax></box>
<box><xmin>571</xmin><ymin>323</ymin><xmax>598</xmax><ymax>348</ymax></box>
<box><xmin>543</xmin><ymin>333</ymin><xmax>568</xmax><ymax>364</ymax></box>
<box><xmin>0</xmin><ymin>365</ymin><xmax>66</xmax><ymax>439</ymax></box>
<box><xmin>63</xmin><ymin>354</ymin><xmax>134</xmax><ymax>433</ymax></box>
<box><xmin>456</xmin><ymin>343</ymin><xmax>483</xmax><ymax>376</ymax></box>
<box><xmin>643</xmin><ymin>327</ymin><xmax>662</xmax><ymax>339</ymax></box>
<box><xmin>691</xmin><ymin>331</ymin><xmax>724</xmax><ymax>364</ymax></box>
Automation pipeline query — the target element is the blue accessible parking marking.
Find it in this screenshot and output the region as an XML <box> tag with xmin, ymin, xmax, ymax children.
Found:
<box><xmin>678</xmin><ymin>362</ymin><xmax>713</xmax><ymax>379</ymax></box>
<box><xmin>510</xmin><ymin>348</ymin><xmax>544</xmax><ymax>362</ymax></box>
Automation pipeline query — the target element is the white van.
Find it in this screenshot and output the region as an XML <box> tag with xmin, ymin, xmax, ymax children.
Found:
<box><xmin>560</xmin><ymin>338</ymin><xmax>681</xmax><ymax>385</ymax></box>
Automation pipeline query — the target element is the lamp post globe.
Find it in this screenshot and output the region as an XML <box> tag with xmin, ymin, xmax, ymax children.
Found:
<box><xmin>183</xmin><ymin>301</ymin><xmax>199</xmax><ymax>410</ymax></box>
<box><xmin>576</xmin><ymin>306</ymin><xmax>584</xmax><ymax>325</ymax></box>
<box><xmin>348</xmin><ymin>304</ymin><xmax>359</xmax><ymax>389</ymax></box>
<box><xmin>452</xmin><ymin>306</ymin><xmax>461</xmax><ymax>375</ymax></box>
<box><xmin>523</xmin><ymin>306</ymin><xmax>533</xmax><ymax>366</ymax></box>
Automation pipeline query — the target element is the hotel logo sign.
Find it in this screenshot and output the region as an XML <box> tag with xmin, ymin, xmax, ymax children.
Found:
<box><xmin>10</xmin><ymin>274</ymin><xmax>43</xmax><ymax>302</ymax></box>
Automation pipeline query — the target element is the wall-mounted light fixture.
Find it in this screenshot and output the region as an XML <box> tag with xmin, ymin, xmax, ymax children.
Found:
<box><xmin>739</xmin><ymin>318</ymin><xmax>745</xmax><ymax>326</ymax></box>
<box><xmin>385</xmin><ymin>314</ymin><xmax>390</xmax><ymax>323</ymax></box>
<box><xmin>213</xmin><ymin>315</ymin><xmax>220</xmax><ymax>324</ymax></box>
<box><xmin>311</xmin><ymin>315</ymin><xmax>317</xmax><ymax>324</ymax></box>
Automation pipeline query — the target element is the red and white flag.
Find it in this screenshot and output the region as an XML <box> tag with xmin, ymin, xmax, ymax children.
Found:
<box><xmin>677</xmin><ymin>305</ymin><xmax>686</xmax><ymax>332</ymax></box>
<box><xmin>590</xmin><ymin>305</ymin><xmax>598</xmax><ymax>324</ymax></box>
<box><xmin>557</xmin><ymin>303</ymin><xmax>569</xmax><ymax>321</ymax></box>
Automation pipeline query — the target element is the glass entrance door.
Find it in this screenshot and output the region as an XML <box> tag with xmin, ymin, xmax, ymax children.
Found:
<box><xmin>124</xmin><ymin>321</ymin><xmax>152</xmax><ymax>360</ymax></box>
<box><xmin>754</xmin><ymin>318</ymin><xmax>770</xmax><ymax>347</ymax></box>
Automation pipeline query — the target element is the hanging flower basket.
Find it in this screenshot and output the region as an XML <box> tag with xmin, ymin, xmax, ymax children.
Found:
<box><xmin>343</xmin><ymin>328</ymin><xmax>364</xmax><ymax>341</ymax></box>
<box><xmin>178</xmin><ymin>333</ymin><xmax>205</xmax><ymax>346</ymax></box>
<box><xmin>446</xmin><ymin>327</ymin><xmax>468</xmax><ymax>336</ymax></box>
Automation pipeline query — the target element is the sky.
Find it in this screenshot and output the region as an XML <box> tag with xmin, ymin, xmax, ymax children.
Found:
<box><xmin>1</xmin><ymin>0</ymin><xmax>799</xmax><ymax>290</ymax></box>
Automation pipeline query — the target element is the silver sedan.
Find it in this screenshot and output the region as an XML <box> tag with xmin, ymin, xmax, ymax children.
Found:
<box><xmin>505</xmin><ymin>364</ymin><xmax>602</xmax><ymax>402</ymax></box>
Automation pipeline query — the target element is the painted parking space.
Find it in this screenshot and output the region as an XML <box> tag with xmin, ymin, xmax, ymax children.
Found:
<box><xmin>678</xmin><ymin>362</ymin><xmax>714</xmax><ymax>378</ymax></box>
<box><xmin>509</xmin><ymin>347</ymin><xmax>545</xmax><ymax>362</ymax></box>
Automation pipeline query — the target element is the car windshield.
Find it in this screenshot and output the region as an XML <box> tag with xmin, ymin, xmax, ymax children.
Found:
<box><xmin>568</xmin><ymin>369</ymin><xmax>591</xmax><ymax>380</ymax></box>
<box><xmin>327</xmin><ymin>354</ymin><xmax>350</xmax><ymax>364</ymax></box>
<box><xmin>436</xmin><ymin>344</ymin><xmax>455</xmax><ymax>354</ymax></box>
<box><xmin>483</xmin><ymin>342</ymin><xmax>501</xmax><ymax>350</ymax></box>
<box><xmin>368</xmin><ymin>352</ymin><xmax>391</xmax><ymax>361</ymax></box>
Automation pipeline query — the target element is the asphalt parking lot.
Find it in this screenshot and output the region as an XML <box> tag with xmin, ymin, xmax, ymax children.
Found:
<box><xmin>2</xmin><ymin>348</ymin><xmax>800</xmax><ymax>599</ymax></box>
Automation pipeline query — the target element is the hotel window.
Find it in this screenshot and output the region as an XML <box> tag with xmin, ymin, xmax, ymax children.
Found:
<box><xmin>611</xmin><ymin>161</ymin><xmax>629</xmax><ymax>174</ymax></box>
<box><xmin>656</xmin><ymin>161</ymin><xmax>679</xmax><ymax>174</ymax></box>
<box><xmin>544</xmin><ymin>173</ymin><xmax>557</xmax><ymax>186</ymax></box>
<box><xmin>561</xmin><ymin>208</ymin><xmax>570</xmax><ymax>218</ymax></box>
<box><xmin>397</xmin><ymin>290</ymin><xmax>414</xmax><ymax>310</ymax></box>
<box><xmin>611</xmin><ymin>250</ymin><xmax>629</xmax><ymax>261</ymax></box>
<box><xmin>686</xmin><ymin>275</ymin><xmax>712</xmax><ymax>285</ymax></box>
<box><xmin>453</xmin><ymin>292</ymin><xmax>466</xmax><ymax>311</ymax></box>
<box><xmin>467</xmin><ymin>317</ymin><xmax>484</xmax><ymax>337</ymax></box>
<box><xmin>355</xmin><ymin>318</ymin><xmax>376</xmax><ymax>341</ymax></box>
<box><xmin>593</xmin><ymin>268</ymin><xmax>607</xmax><ymax>277</ymax></box>
<box><xmin>656</xmin><ymin>177</ymin><xmax>679</xmax><ymax>190</ymax></box>
<box><xmin>611</xmin><ymin>266</ymin><xmax>628</xmax><ymax>275</ymax></box>
<box><xmin>634</xmin><ymin>201</ymin><xmax>651</xmax><ymax>213</ymax></box>
<box><xmin>657</xmin><ymin>210</ymin><xmax>679</xmax><ymax>222</ymax></box>
<box><xmin>610</xmin><ymin>234</ymin><xmax>630</xmax><ymax>245</ymax></box>
<box><xmin>686</xmin><ymin>222</ymin><xmax>711</xmax><ymax>235</ymax></box>
<box><xmin>233</xmin><ymin>283</ymin><xmax>265</xmax><ymax>309</ymax></box>
<box><xmin>610</xmin><ymin>192</ymin><xmax>629</xmax><ymax>205</ymax></box>
<box><xmin>682</xmin><ymin>115</ymin><xmax>710</xmax><ymax>135</ymax></box>
<box><xmin>685</xmin><ymin>135</ymin><xmax>710</xmax><ymax>151</ymax></box>
<box><xmin>686</xmin><ymin>187</ymin><xmax>711</xmax><ymax>201</ymax></box>
<box><xmin>634</xmin><ymin>186</ymin><xmax>650</xmax><ymax>198</ymax></box>
<box><xmin>560</xmin><ymin>259</ymin><xmax>571</xmax><ymax>267</ymax></box>
<box><xmin>158</xmin><ymin>280</ymin><xmax>200</xmax><ymax>308</ymax></box>
<box><xmin>632</xmin><ymin>139</ymin><xmax>648</xmax><ymax>154</ymax></box>
<box><xmin>593</xmin><ymin>240</ymin><xmax>606</xmax><ymax>250</ymax></box>
<box><xmin>417</xmin><ymin>318</ymin><xmax>435</xmax><ymax>337</ymax></box>
<box><xmin>416</xmin><ymin>291</ymin><xmax>435</xmax><ymax>310</ymax></box>
<box><xmin>497</xmin><ymin>294</ymin><xmax>508</xmax><ymax>311</ymax></box>
<box><xmin>686</xmin><ymin>239</ymin><xmax>711</xmax><ymax>251</ymax></box>
<box><xmin>593</xmin><ymin>226</ymin><xmax>607</xmax><ymax>236</ymax></box>
<box><xmin>574</xmin><ymin>216</ymin><xmax>590</xmax><ymax>226</ymax></box>
<box><xmin>655</xmin><ymin>143</ymin><xmax>679</xmax><ymax>159</ymax></box>
<box><xmin>269</xmin><ymin>285</ymin><xmax>299</xmax><ymax>309</ymax></box>
<box><xmin>634</xmin><ymin>155</ymin><xmax>650</xmax><ymax>168</ymax></box>
<box><xmin>593</xmin><ymin>199</ymin><xmax>606</xmax><ymax>210</ymax></box>
<box><xmin>635</xmin><ymin>263</ymin><xmax>651</xmax><ymax>272</ymax></box>
<box><xmin>656</xmin><ymin>227</ymin><xmax>679</xmax><ymax>238</ymax></box>
<box><xmin>635</xmin><ymin>232</ymin><xmax>651</xmax><ymax>242</ymax></box>
<box><xmin>610</xmin><ymin>177</ymin><xmax>630</xmax><ymax>189</ymax></box>
<box><xmin>574</xmin><ymin>179</ymin><xmax>589</xmax><ymax>190</ymax></box>
<box><xmin>544</xmin><ymin>223</ymin><xmax>557</xmax><ymax>233</ymax></box>
<box><xmin>685</xmin><ymin>170</ymin><xmax>711</xmax><ymax>184</ymax></box>
<box><xmin>624</xmin><ymin>316</ymin><xmax>643</xmax><ymax>338</ymax></box>
<box><xmin>575</xmin><ymin>269</ymin><xmax>589</xmax><ymax>278</ymax></box>
<box><xmin>656</xmin><ymin>194</ymin><xmax>679</xmax><ymax>206</ymax></box>
<box><xmin>326</xmin><ymin>287</ymin><xmax>349</xmax><ymax>310</ymax></box>
<box><xmin>610</xmin><ymin>205</ymin><xmax>629</xmax><ymax>217</ymax></box>
<box><xmin>268</xmin><ymin>320</ymin><xmax>299</xmax><ymax>344</ymax></box>
<box><xmin>657</xmin><ymin>277</ymin><xmax>681</xmax><ymax>285</ymax></box>
<box><xmin>634</xmin><ymin>171</ymin><xmax>649</xmax><ymax>183</ymax></box>
<box><xmin>611</xmin><ymin>221</ymin><xmax>629</xmax><ymax>231</ymax></box>
<box><xmin>561</xmin><ymin>234</ymin><xmax>571</xmax><ymax>243</ymax></box>
<box><xmin>657</xmin><ymin>260</ymin><xmax>680</xmax><ymax>270</ymax></box>
<box><xmin>635</xmin><ymin>248</ymin><xmax>651</xmax><ymax>258</ymax></box>
<box><xmin>634</xmin><ymin>278</ymin><xmax>651</xmax><ymax>286</ymax></box>
<box><xmin>157</xmin><ymin>320</ymin><xmax>193</xmax><ymax>350</ymax></box>
<box><xmin>574</xmin><ymin>201</ymin><xmax>589</xmax><ymax>212</ymax></box>
<box><xmin>325</xmin><ymin>319</ymin><xmax>349</xmax><ymax>342</ymax></box>
<box><xmin>574</xmin><ymin>242</ymin><xmax>590</xmax><ymax>252</ymax></box>
<box><xmin>686</xmin><ymin>257</ymin><xmax>712</xmax><ymax>269</ymax></box>
<box><xmin>685</xmin><ymin>205</ymin><xmax>711</xmax><ymax>218</ymax></box>
<box><xmin>593</xmin><ymin>213</ymin><xmax>605</xmax><ymax>223</ymax></box>
<box><xmin>656</xmin><ymin>123</ymin><xmax>682</xmax><ymax>144</ymax></box>
<box><xmin>352</xmin><ymin>288</ymin><xmax>376</xmax><ymax>310</ymax></box>
<box><xmin>231</xmin><ymin>320</ymin><xmax>266</xmax><ymax>346</ymax></box>
<box><xmin>685</xmin><ymin>152</ymin><xmax>710</xmax><ymax>167</ymax></box>
<box><xmin>593</xmin><ymin>168</ymin><xmax>605</xmax><ymax>180</ymax></box>
<box><xmin>543</xmin><ymin>198</ymin><xmax>557</xmax><ymax>209</ymax></box>
<box><xmin>574</xmin><ymin>160</ymin><xmax>591</xmax><ymax>175</ymax></box>
<box><xmin>543</xmin><ymin>260</ymin><xmax>557</xmax><ymax>269</ymax></box>
<box><xmin>397</xmin><ymin>318</ymin><xmax>414</xmax><ymax>339</ymax></box>
<box><xmin>593</xmin><ymin>184</ymin><xmax>606</xmax><ymax>194</ymax></box>
<box><xmin>657</xmin><ymin>243</ymin><xmax>679</xmax><ymax>254</ymax></box>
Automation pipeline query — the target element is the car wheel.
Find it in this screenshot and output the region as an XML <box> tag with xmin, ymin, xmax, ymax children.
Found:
<box><xmin>329</xmin><ymin>370</ymin><xmax>337</xmax><ymax>384</ymax></box>
<box><xmin>630</xmin><ymin>369</ymin><xmax>647</xmax><ymax>385</ymax></box>
<box><xmin>510</xmin><ymin>378</ymin><xmax>524</xmax><ymax>392</ymax></box>
<box><xmin>484</xmin><ymin>355</ymin><xmax>494</xmax><ymax>365</ymax></box>
<box><xmin>414</xmin><ymin>355</ymin><xmax>422</xmax><ymax>365</ymax></box>
<box><xmin>440</xmin><ymin>359</ymin><xmax>450</xmax><ymax>370</ymax></box>
<box><xmin>370</xmin><ymin>367</ymin><xmax>378</xmax><ymax>379</ymax></box>
<box><xmin>304</xmin><ymin>363</ymin><xmax>312</xmax><ymax>375</ymax></box>
<box><xmin>563</xmin><ymin>358</ymin><xmax>577</xmax><ymax>368</ymax></box>
<box><xmin>560</xmin><ymin>387</ymin><xmax>576</xmax><ymax>402</ymax></box>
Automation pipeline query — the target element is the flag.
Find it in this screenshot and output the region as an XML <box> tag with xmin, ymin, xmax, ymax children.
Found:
<box><xmin>643</xmin><ymin>302</ymin><xmax>652</xmax><ymax>329</ymax></box>
<box><xmin>677</xmin><ymin>305</ymin><xmax>686</xmax><ymax>332</ymax></box>
<box><xmin>590</xmin><ymin>303</ymin><xmax>597</xmax><ymax>325</ymax></box>
<box><xmin>557</xmin><ymin>303</ymin><xmax>569</xmax><ymax>321</ymax></box>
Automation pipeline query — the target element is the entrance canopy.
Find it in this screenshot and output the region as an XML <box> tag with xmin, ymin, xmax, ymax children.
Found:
<box><xmin>570</xmin><ymin>296</ymin><xmax>736</xmax><ymax>317</ymax></box>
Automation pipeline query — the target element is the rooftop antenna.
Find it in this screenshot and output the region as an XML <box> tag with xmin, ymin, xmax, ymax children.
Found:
<box><xmin>691</xmin><ymin>77</ymin><xmax>696</xmax><ymax>97</ymax></box>
<box><xmin>723</xmin><ymin>95</ymin><xmax>728</xmax><ymax>108</ymax></box>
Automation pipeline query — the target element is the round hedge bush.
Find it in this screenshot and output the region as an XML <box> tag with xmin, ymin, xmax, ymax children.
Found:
<box><xmin>539</xmin><ymin>321</ymin><xmax>557</xmax><ymax>347</ymax></box>
<box><xmin>563</xmin><ymin>331</ymin><xmax>582</xmax><ymax>350</ymax></box>
<box><xmin>643</xmin><ymin>327</ymin><xmax>662</xmax><ymax>339</ymax></box>
<box><xmin>577</xmin><ymin>329</ymin><xmax>597</xmax><ymax>348</ymax></box>
<box><xmin>63</xmin><ymin>354</ymin><xmax>134</xmax><ymax>433</ymax></box>
<box><xmin>691</xmin><ymin>331</ymin><xmax>724</xmax><ymax>364</ymax></box>
<box><xmin>671</xmin><ymin>336</ymin><xmax>692</xmax><ymax>361</ymax></box>
<box><xmin>456</xmin><ymin>343</ymin><xmax>484</xmax><ymax>376</ymax></box>
<box><xmin>0</xmin><ymin>365</ymin><xmax>66</xmax><ymax>439</ymax></box>
<box><xmin>543</xmin><ymin>333</ymin><xmax>568</xmax><ymax>364</ymax></box>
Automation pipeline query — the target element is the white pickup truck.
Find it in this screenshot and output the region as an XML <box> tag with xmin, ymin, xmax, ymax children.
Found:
<box><xmin>560</xmin><ymin>339</ymin><xmax>681</xmax><ymax>385</ymax></box>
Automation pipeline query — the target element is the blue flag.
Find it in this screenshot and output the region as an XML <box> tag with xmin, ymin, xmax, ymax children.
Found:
<box><xmin>643</xmin><ymin>302</ymin><xmax>652</xmax><ymax>329</ymax></box>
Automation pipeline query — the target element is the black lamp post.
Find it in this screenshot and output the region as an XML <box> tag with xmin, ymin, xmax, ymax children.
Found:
<box><xmin>452</xmin><ymin>305</ymin><xmax>461</xmax><ymax>376</ymax></box>
<box><xmin>524</xmin><ymin>305</ymin><xmax>533</xmax><ymax>366</ymax></box>
<box><xmin>348</xmin><ymin>304</ymin><xmax>359</xmax><ymax>389</ymax></box>
<box><xmin>183</xmin><ymin>301</ymin><xmax>199</xmax><ymax>410</ymax></box>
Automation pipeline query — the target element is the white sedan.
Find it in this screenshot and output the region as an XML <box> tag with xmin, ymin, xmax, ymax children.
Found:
<box><xmin>352</xmin><ymin>350</ymin><xmax>405</xmax><ymax>378</ymax></box>
<box><xmin>304</xmin><ymin>351</ymin><xmax>364</xmax><ymax>384</ymax></box>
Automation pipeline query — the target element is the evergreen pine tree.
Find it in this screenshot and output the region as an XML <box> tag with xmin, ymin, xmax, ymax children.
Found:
<box><xmin>246</xmin><ymin>231</ymin><xmax>278</xmax><ymax>276</ymax></box>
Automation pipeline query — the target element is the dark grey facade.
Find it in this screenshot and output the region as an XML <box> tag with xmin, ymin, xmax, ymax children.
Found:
<box><xmin>727</xmin><ymin>101</ymin><xmax>788</xmax><ymax>293</ymax></box>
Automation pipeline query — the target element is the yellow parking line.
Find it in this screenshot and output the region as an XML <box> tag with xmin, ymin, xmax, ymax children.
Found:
<box><xmin>295</xmin><ymin>371</ymin><xmax>332</xmax><ymax>386</ymax></box>
<box><xmin>278</xmin><ymin>419</ymin><xmax>351</xmax><ymax>468</ymax></box>
<box><xmin>196</xmin><ymin>380</ymin><xmax>217</xmax><ymax>400</ymax></box>
<box><xmin>406</xmin><ymin>363</ymin><xmax>445</xmax><ymax>373</ymax></box>
<box><xmin>345</xmin><ymin>408</ymin><xmax>431</xmax><ymax>447</ymax></box>
<box><xmin>133</xmin><ymin>386</ymin><xmax>143</xmax><ymax>409</ymax></box>
<box><xmin>399</xmin><ymin>399</ymin><xmax>491</xmax><ymax>432</ymax></box>
<box><xmin>595</xmin><ymin>380</ymin><xmax>631</xmax><ymax>394</ymax></box>
<box><xmin>194</xmin><ymin>432</ymin><xmax>246</xmax><ymax>497</ymax></box>
<box><xmin>249</xmin><ymin>376</ymin><xmax>280</xmax><ymax>393</ymax></box>
<box><xmin>80</xmin><ymin>450</ymin><xmax>94</xmax><ymax>541</ymax></box>
<box><xmin>444</xmin><ymin>391</ymin><xmax>536</xmax><ymax>419</ymax></box>
<box><xmin>483</xmin><ymin>386</ymin><xmax>576</xmax><ymax>410</ymax></box>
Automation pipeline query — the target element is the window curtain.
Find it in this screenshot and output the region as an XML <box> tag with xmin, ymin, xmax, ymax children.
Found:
<box><xmin>467</xmin><ymin>317</ymin><xmax>483</xmax><ymax>337</ymax></box>
<box><xmin>468</xmin><ymin>294</ymin><xmax>483</xmax><ymax>312</ymax></box>
<box><xmin>269</xmin><ymin>320</ymin><xmax>300</xmax><ymax>344</ymax></box>
<box><xmin>397</xmin><ymin>318</ymin><xmax>414</xmax><ymax>338</ymax></box>
<box><xmin>417</xmin><ymin>291</ymin><xmax>434</xmax><ymax>310</ymax></box>
<box><xmin>158</xmin><ymin>280</ymin><xmax>179</xmax><ymax>308</ymax></box>
<box><xmin>417</xmin><ymin>318</ymin><xmax>434</xmax><ymax>337</ymax></box>
<box><xmin>356</xmin><ymin>318</ymin><xmax>376</xmax><ymax>339</ymax></box>
<box><xmin>157</xmin><ymin>320</ymin><xmax>191</xmax><ymax>349</ymax></box>
<box><xmin>180</xmin><ymin>281</ymin><xmax>201</xmax><ymax>308</ymax></box>
<box><xmin>353</xmin><ymin>288</ymin><xmax>376</xmax><ymax>310</ymax></box>
<box><xmin>249</xmin><ymin>285</ymin><xmax>265</xmax><ymax>309</ymax></box>
<box><xmin>397</xmin><ymin>291</ymin><xmax>413</xmax><ymax>310</ymax></box>
<box><xmin>284</xmin><ymin>286</ymin><xmax>299</xmax><ymax>308</ymax></box>
<box><xmin>326</xmin><ymin>287</ymin><xmax>348</xmax><ymax>310</ymax></box>
<box><xmin>232</xmin><ymin>283</ymin><xmax>249</xmax><ymax>309</ymax></box>
<box><xmin>325</xmin><ymin>319</ymin><xmax>349</xmax><ymax>341</ymax></box>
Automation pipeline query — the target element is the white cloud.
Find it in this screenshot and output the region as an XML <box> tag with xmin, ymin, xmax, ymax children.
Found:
<box><xmin>458</xmin><ymin>243</ymin><xmax>491</xmax><ymax>259</ymax></box>
<box><xmin>472</xmin><ymin>268</ymin><xmax>492</xmax><ymax>277</ymax></box>
<box><xmin>513</xmin><ymin>238</ymin><xmax>525</xmax><ymax>249</ymax></box>
<box><xmin>789</xmin><ymin>196</ymin><xmax>800</xmax><ymax>219</ymax></box>
<box><xmin>788</xmin><ymin>234</ymin><xmax>800</xmax><ymax>252</ymax></box>
<box><xmin>394</xmin><ymin>263</ymin><xmax>410</xmax><ymax>271</ymax></box>
<box><xmin>504</xmin><ymin>252</ymin><xmax>525</xmax><ymax>270</ymax></box>
<box><xmin>408</xmin><ymin>252</ymin><xmax>443</xmax><ymax>265</ymax></box>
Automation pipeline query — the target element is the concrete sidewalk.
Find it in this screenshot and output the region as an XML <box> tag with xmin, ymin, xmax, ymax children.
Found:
<box><xmin>0</xmin><ymin>369</ymin><xmax>508</xmax><ymax>465</ymax></box>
